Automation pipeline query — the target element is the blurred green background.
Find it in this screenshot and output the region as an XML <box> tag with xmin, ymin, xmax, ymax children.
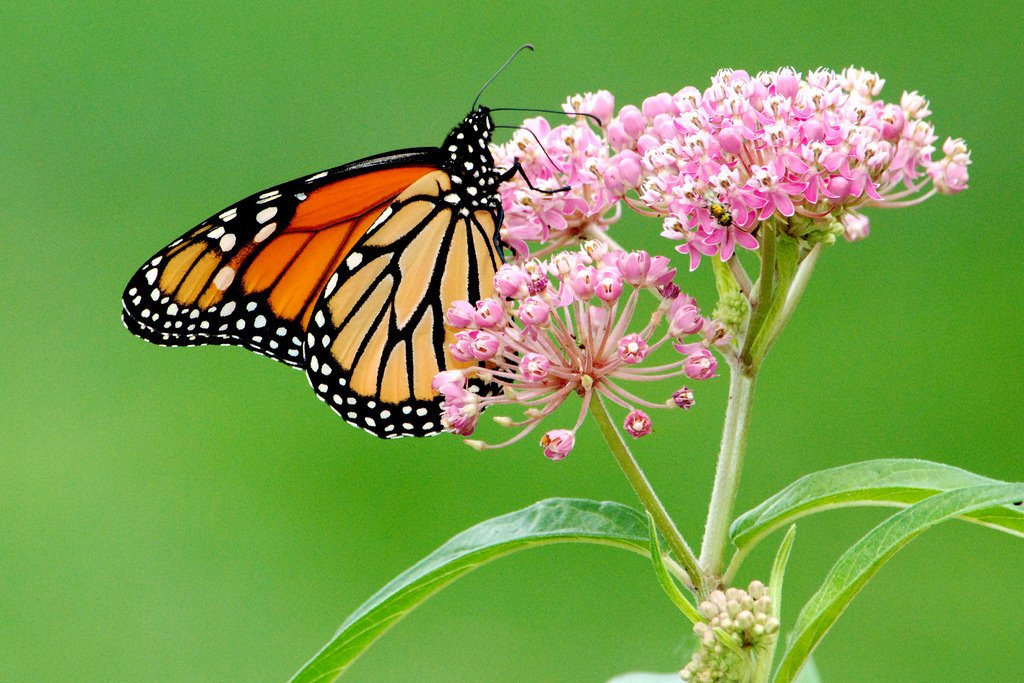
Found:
<box><xmin>2</xmin><ymin>1</ymin><xmax>1021</xmax><ymax>681</ymax></box>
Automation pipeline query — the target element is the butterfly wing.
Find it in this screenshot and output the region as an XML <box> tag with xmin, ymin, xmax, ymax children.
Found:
<box><xmin>305</xmin><ymin>169</ymin><xmax>504</xmax><ymax>438</ymax></box>
<box><xmin>121</xmin><ymin>150</ymin><xmax>441</xmax><ymax>367</ymax></box>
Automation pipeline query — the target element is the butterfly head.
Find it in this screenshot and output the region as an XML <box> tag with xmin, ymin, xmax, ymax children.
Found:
<box><xmin>439</xmin><ymin>107</ymin><xmax>500</xmax><ymax>211</ymax></box>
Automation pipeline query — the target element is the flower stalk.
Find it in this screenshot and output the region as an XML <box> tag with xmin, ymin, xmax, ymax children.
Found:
<box><xmin>590</xmin><ymin>393</ymin><xmax>705</xmax><ymax>593</ymax></box>
<box><xmin>699</xmin><ymin>360</ymin><xmax>758</xmax><ymax>583</ymax></box>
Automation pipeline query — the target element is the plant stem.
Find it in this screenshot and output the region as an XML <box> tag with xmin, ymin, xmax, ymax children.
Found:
<box><xmin>590</xmin><ymin>393</ymin><xmax>705</xmax><ymax>594</ymax></box>
<box><xmin>761</xmin><ymin>243</ymin><xmax>822</xmax><ymax>352</ymax></box>
<box><xmin>699</xmin><ymin>361</ymin><xmax>758</xmax><ymax>584</ymax></box>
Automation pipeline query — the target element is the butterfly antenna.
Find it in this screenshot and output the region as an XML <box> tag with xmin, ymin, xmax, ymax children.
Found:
<box><xmin>491</xmin><ymin>106</ymin><xmax>604</xmax><ymax>128</ymax></box>
<box><xmin>494</xmin><ymin>125</ymin><xmax>571</xmax><ymax>195</ymax></box>
<box><xmin>472</xmin><ymin>43</ymin><xmax>535</xmax><ymax>111</ymax></box>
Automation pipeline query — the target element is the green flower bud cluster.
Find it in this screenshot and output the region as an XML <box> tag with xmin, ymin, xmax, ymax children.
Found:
<box><xmin>680</xmin><ymin>580</ymin><xmax>780</xmax><ymax>683</ymax></box>
<box><xmin>712</xmin><ymin>290</ymin><xmax>748</xmax><ymax>335</ymax></box>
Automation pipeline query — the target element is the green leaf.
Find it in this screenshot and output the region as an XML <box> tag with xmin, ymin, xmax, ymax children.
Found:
<box><xmin>291</xmin><ymin>498</ymin><xmax>650</xmax><ymax>683</ymax></box>
<box><xmin>773</xmin><ymin>483</ymin><xmax>1024</xmax><ymax>683</ymax></box>
<box><xmin>645</xmin><ymin>512</ymin><xmax>702</xmax><ymax>625</ymax></box>
<box><xmin>793</xmin><ymin>657</ymin><xmax>822</xmax><ymax>683</ymax></box>
<box><xmin>731</xmin><ymin>459</ymin><xmax>1024</xmax><ymax>552</ymax></box>
<box><xmin>769</xmin><ymin>524</ymin><xmax>797</xmax><ymax>615</ymax></box>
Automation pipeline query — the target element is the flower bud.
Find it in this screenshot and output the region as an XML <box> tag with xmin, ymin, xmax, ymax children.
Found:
<box><xmin>617</xmin><ymin>333</ymin><xmax>650</xmax><ymax>364</ymax></box>
<box><xmin>671</xmin><ymin>386</ymin><xmax>695</xmax><ymax>409</ymax></box>
<box><xmin>473</xmin><ymin>299</ymin><xmax>504</xmax><ymax>328</ymax></box>
<box><xmin>568</xmin><ymin>265</ymin><xmax>597</xmax><ymax>298</ymax></box>
<box><xmin>618</xmin><ymin>250</ymin><xmax>651</xmax><ymax>285</ymax></box>
<box><xmin>717</xmin><ymin>126</ymin><xmax>744</xmax><ymax>155</ymax></box>
<box><xmin>432</xmin><ymin>369</ymin><xmax>465</xmax><ymax>393</ymax></box>
<box><xmin>517</xmin><ymin>296</ymin><xmax>551</xmax><ymax>326</ymax></box>
<box><xmin>669</xmin><ymin>302</ymin><xmax>705</xmax><ymax>336</ymax></box>
<box><xmin>519</xmin><ymin>352</ymin><xmax>550</xmax><ymax>383</ymax></box>
<box><xmin>493</xmin><ymin>264</ymin><xmax>529</xmax><ymax>298</ymax></box>
<box><xmin>446</xmin><ymin>300</ymin><xmax>476</xmax><ymax>328</ymax></box>
<box><xmin>540</xmin><ymin>429</ymin><xmax>575</xmax><ymax>461</ymax></box>
<box><xmin>617</xmin><ymin>105</ymin><xmax>646</xmax><ymax>139</ymax></box>
<box><xmin>684</xmin><ymin>348</ymin><xmax>717</xmax><ymax>380</ymax></box>
<box><xmin>623</xmin><ymin>409</ymin><xmax>652</xmax><ymax>438</ymax></box>
<box><xmin>595</xmin><ymin>267</ymin><xmax>623</xmax><ymax>303</ymax></box>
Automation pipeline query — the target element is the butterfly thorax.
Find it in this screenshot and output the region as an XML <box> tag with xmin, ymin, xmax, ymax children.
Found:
<box><xmin>439</xmin><ymin>107</ymin><xmax>500</xmax><ymax>214</ymax></box>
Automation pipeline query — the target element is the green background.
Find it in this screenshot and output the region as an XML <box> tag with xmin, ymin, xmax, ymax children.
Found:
<box><xmin>2</xmin><ymin>1</ymin><xmax>1021</xmax><ymax>681</ymax></box>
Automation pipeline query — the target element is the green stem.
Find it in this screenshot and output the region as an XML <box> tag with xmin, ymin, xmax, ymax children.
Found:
<box><xmin>740</xmin><ymin>226</ymin><xmax>777</xmax><ymax>369</ymax></box>
<box><xmin>590</xmin><ymin>393</ymin><xmax>704</xmax><ymax>594</ymax></box>
<box><xmin>761</xmin><ymin>243</ymin><xmax>822</xmax><ymax>353</ymax></box>
<box><xmin>699</xmin><ymin>361</ymin><xmax>758</xmax><ymax>584</ymax></box>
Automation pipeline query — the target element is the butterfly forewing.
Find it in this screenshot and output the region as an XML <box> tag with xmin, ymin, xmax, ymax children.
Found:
<box><xmin>123</xmin><ymin>107</ymin><xmax>505</xmax><ymax>438</ymax></box>
<box><xmin>122</xmin><ymin>152</ymin><xmax>439</xmax><ymax>367</ymax></box>
<box><xmin>304</xmin><ymin>170</ymin><xmax>503</xmax><ymax>437</ymax></box>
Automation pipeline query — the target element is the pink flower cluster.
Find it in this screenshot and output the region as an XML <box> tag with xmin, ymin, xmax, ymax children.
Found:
<box><xmin>433</xmin><ymin>241</ymin><xmax>724</xmax><ymax>460</ymax></box>
<box><xmin>489</xmin><ymin>91</ymin><xmax>623</xmax><ymax>258</ymax></box>
<box><xmin>495</xmin><ymin>70</ymin><xmax>970</xmax><ymax>270</ymax></box>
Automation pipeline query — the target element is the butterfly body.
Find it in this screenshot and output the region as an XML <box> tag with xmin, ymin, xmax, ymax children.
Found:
<box><xmin>123</xmin><ymin>107</ymin><xmax>505</xmax><ymax>438</ymax></box>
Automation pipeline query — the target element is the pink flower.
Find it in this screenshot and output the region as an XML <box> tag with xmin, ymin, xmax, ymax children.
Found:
<box><xmin>520</xmin><ymin>353</ymin><xmax>551</xmax><ymax>382</ymax></box>
<box><xmin>617</xmin><ymin>334</ymin><xmax>649</xmax><ymax>364</ymax></box>
<box><xmin>435</xmin><ymin>244</ymin><xmax>719</xmax><ymax>457</ymax></box>
<box><xmin>927</xmin><ymin>137</ymin><xmax>971</xmax><ymax>194</ymax></box>
<box><xmin>563</xmin><ymin>66</ymin><xmax>971</xmax><ymax>266</ymax></box>
<box><xmin>672</xmin><ymin>387</ymin><xmax>695</xmax><ymax>409</ymax></box>
<box><xmin>490</xmin><ymin>110</ymin><xmax>622</xmax><ymax>258</ymax></box>
<box><xmin>624</xmin><ymin>410</ymin><xmax>653</xmax><ymax>438</ymax></box>
<box><xmin>541</xmin><ymin>429</ymin><xmax>575</xmax><ymax>460</ymax></box>
<box><xmin>595</xmin><ymin>267</ymin><xmax>624</xmax><ymax>303</ymax></box>
<box><xmin>493</xmin><ymin>264</ymin><xmax>530</xmax><ymax>298</ymax></box>
<box><xmin>446</xmin><ymin>300</ymin><xmax>476</xmax><ymax>328</ymax></box>
<box><xmin>518</xmin><ymin>296</ymin><xmax>551</xmax><ymax>326</ymax></box>
<box><xmin>474</xmin><ymin>299</ymin><xmax>505</xmax><ymax>328</ymax></box>
<box><xmin>684</xmin><ymin>348</ymin><xmax>717</xmax><ymax>380</ymax></box>
<box><xmin>668</xmin><ymin>298</ymin><xmax>704</xmax><ymax>336</ymax></box>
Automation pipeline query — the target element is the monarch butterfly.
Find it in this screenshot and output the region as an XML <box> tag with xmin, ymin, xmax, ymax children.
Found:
<box><xmin>122</xmin><ymin>50</ymin><xmax>539</xmax><ymax>439</ymax></box>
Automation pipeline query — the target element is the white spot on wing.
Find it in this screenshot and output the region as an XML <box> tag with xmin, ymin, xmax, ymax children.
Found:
<box><xmin>254</xmin><ymin>223</ymin><xmax>276</xmax><ymax>242</ymax></box>
<box><xmin>345</xmin><ymin>252</ymin><xmax>363</xmax><ymax>269</ymax></box>
<box><xmin>207</xmin><ymin>226</ymin><xmax>225</xmax><ymax>239</ymax></box>
<box><xmin>213</xmin><ymin>266</ymin><xmax>235</xmax><ymax>290</ymax></box>
<box><xmin>366</xmin><ymin>206</ymin><xmax>392</xmax><ymax>235</ymax></box>
<box><xmin>324</xmin><ymin>272</ymin><xmax>339</xmax><ymax>296</ymax></box>
<box><xmin>256</xmin><ymin>206</ymin><xmax>277</xmax><ymax>224</ymax></box>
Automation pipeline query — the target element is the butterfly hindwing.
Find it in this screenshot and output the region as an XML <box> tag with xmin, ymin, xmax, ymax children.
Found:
<box><xmin>304</xmin><ymin>169</ymin><xmax>504</xmax><ymax>437</ymax></box>
<box><xmin>122</xmin><ymin>150</ymin><xmax>441</xmax><ymax>367</ymax></box>
<box><xmin>123</xmin><ymin>107</ymin><xmax>506</xmax><ymax>438</ymax></box>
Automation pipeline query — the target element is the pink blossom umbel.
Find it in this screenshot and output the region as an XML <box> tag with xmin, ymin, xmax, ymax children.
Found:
<box><xmin>497</xmin><ymin>74</ymin><xmax>969</xmax><ymax>269</ymax></box>
<box><xmin>608</xmin><ymin>67</ymin><xmax>971</xmax><ymax>267</ymax></box>
<box><xmin>433</xmin><ymin>242</ymin><xmax>721</xmax><ymax>459</ymax></box>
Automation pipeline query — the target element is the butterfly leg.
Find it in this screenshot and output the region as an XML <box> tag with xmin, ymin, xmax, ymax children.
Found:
<box><xmin>498</xmin><ymin>159</ymin><xmax>570</xmax><ymax>195</ymax></box>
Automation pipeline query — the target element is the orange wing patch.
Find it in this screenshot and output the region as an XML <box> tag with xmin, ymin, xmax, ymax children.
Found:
<box><xmin>122</xmin><ymin>158</ymin><xmax>439</xmax><ymax>368</ymax></box>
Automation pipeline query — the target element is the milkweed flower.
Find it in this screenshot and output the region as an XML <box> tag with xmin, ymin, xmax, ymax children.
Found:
<box><xmin>433</xmin><ymin>242</ymin><xmax>721</xmax><ymax>458</ymax></box>
<box><xmin>604</xmin><ymin>66</ymin><xmax>971</xmax><ymax>268</ymax></box>
<box><xmin>497</xmin><ymin>71</ymin><xmax>969</xmax><ymax>270</ymax></box>
<box><xmin>490</xmin><ymin>91</ymin><xmax>623</xmax><ymax>258</ymax></box>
